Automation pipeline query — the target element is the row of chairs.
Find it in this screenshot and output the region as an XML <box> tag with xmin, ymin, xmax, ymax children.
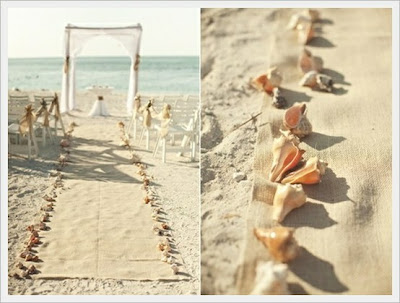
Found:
<box><xmin>8</xmin><ymin>93</ymin><xmax>62</xmax><ymax>158</ymax></box>
<box><xmin>127</xmin><ymin>94</ymin><xmax>200</xmax><ymax>163</ymax></box>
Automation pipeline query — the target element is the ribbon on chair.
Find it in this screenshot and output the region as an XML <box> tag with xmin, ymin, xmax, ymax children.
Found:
<box><xmin>63</xmin><ymin>56</ymin><xmax>70</xmax><ymax>74</ymax></box>
<box><xmin>159</xmin><ymin>118</ymin><xmax>171</xmax><ymax>139</ymax></box>
<box><xmin>142</xmin><ymin>99</ymin><xmax>154</xmax><ymax>128</ymax></box>
<box><xmin>49</xmin><ymin>95</ymin><xmax>60</xmax><ymax>121</ymax></box>
<box><xmin>134</xmin><ymin>54</ymin><xmax>140</xmax><ymax>71</ymax></box>
<box><xmin>19</xmin><ymin>104</ymin><xmax>36</xmax><ymax>136</ymax></box>
<box><xmin>133</xmin><ymin>94</ymin><xmax>142</xmax><ymax>118</ymax></box>
<box><xmin>48</xmin><ymin>93</ymin><xmax>66</xmax><ymax>136</ymax></box>
<box><xmin>36</xmin><ymin>99</ymin><xmax>50</xmax><ymax>127</ymax></box>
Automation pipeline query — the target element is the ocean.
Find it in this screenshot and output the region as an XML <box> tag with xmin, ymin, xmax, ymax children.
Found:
<box><xmin>8</xmin><ymin>56</ymin><xmax>199</xmax><ymax>95</ymax></box>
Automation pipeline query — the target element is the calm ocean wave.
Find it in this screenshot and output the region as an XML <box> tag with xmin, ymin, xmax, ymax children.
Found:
<box><xmin>8</xmin><ymin>56</ymin><xmax>199</xmax><ymax>94</ymax></box>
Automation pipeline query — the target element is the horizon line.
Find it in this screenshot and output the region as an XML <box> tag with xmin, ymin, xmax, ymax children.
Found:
<box><xmin>8</xmin><ymin>54</ymin><xmax>199</xmax><ymax>59</ymax></box>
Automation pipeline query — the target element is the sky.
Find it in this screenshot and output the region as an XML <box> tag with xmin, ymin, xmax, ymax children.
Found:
<box><xmin>7</xmin><ymin>7</ymin><xmax>200</xmax><ymax>58</ymax></box>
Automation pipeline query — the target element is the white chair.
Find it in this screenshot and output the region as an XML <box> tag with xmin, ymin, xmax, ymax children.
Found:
<box><xmin>153</xmin><ymin>108</ymin><xmax>199</xmax><ymax>163</ymax></box>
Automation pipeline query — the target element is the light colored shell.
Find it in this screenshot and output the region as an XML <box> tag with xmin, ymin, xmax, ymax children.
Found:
<box><xmin>167</xmin><ymin>256</ymin><xmax>173</xmax><ymax>264</ymax></box>
<box><xmin>252</xmin><ymin>67</ymin><xmax>283</xmax><ymax>94</ymax></box>
<box><xmin>303</xmin><ymin>9</ymin><xmax>320</xmax><ymax>22</ymax></box>
<box><xmin>161</xmin><ymin>255</ymin><xmax>168</xmax><ymax>262</ymax></box>
<box><xmin>283</xmin><ymin>103</ymin><xmax>312</xmax><ymax>138</ymax></box>
<box><xmin>250</xmin><ymin>261</ymin><xmax>290</xmax><ymax>295</ymax></box>
<box><xmin>299</xmin><ymin>70</ymin><xmax>318</xmax><ymax>87</ymax></box>
<box><xmin>254</xmin><ymin>226</ymin><xmax>300</xmax><ymax>263</ymax></box>
<box><xmin>269</xmin><ymin>135</ymin><xmax>304</xmax><ymax>182</ymax></box>
<box><xmin>272</xmin><ymin>184</ymin><xmax>307</xmax><ymax>223</ymax></box>
<box><xmin>297</xmin><ymin>23</ymin><xmax>314</xmax><ymax>45</ymax></box>
<box><xmin>171</xmin><ymin>263</ymin><xmax>179</xmax><ymax>274</ymax></box>
<box><xmin>287</xmin><ymin>13</ymin><xmax>311</xmax><ymax>30</ymax></box>
<box><xmin>281</xmin><ymin>157</ymin><xmax>327</xmax><ymax>184</ymax></box>
<box><xmin>162</xmin><ymin>250</ymin><xmax>169</xmax><ymax>257</ymax></box>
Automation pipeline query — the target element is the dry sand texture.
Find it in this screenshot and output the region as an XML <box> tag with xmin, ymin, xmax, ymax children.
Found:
<box><xmin>201</xmin><ymin>8</ymin><xmax>392</xmax><ymax>295</ymax></box>
<box><xmin>8</xmin><ymin>91</ymin><xmax>199</xmax><ymax>295</ymax></box>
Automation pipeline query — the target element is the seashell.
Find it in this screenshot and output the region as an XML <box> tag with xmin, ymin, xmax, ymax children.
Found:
<box><xmin>299</xmin><ymin>70</ymin><xmax>317</xmax><ymax>88</ymax></box>
<box><xmin>27</xmin><ymin>265</ymin><xmax>36</xmax><ymax>275</ymax></box>
<box><xmin>20</xmin><ymin>270</ymin><xmax>29</xmax><ymax>278</ymax></box>
<box><xmin>254</xmin><ymin>226</ymin><xmax>299</xmax><ymax>263</ymax></box>
<box><xmin>16</xmin><ymin>262</ymin><xmax>24</xmax><ymax>269</ymax></box>
<box><xmin>161</xmin><ymin>255</ymin><xmax>168</xmax><ymax>262</ymax></box>
<box><xmin>250</xmin><ymin>261</ymin><xmax>290</xmax><ymax>295</ymax></box>
<box><xmin>39</xmin><ymin>222</ymin><xmax>46</xmax><ymax>230</ymax></box>
<box><xmin>152</xmin><ymin>225</ymin><xmax>162</xmax><ymax>235</ymax></box>
<box><xmin>297</xmin><ymin>22</ymin><xmax>314</xmax><ymax>45</ymax></box>
<box><xmin>271</xmin><ymin>87</ymin><xmax>287</xmax><ymax>109</ymax></box>
<box><xmin>281</xmin><ymin>157</ymin><xmax>327</xmax><ymax>184</ymax></box>
<box><xmin>152</xmin><ymin>215</ymin><xmax>160</xmax><ymax>222</ymax></box>
<box><xmin>166</xmin><ymin>256</ymin><xmax>173</xmax><ymax>264</ymax></box>
<box><xmin>162</xmin><ymin>250</ymin><xmax>169</xmax><ymax>257</ymax></box>
<box><xmin>287</xmin><ymin>13</ymin><xmax>312</xmax><ymax>30</ymax></box>
<box><xmin>300</xmin><ymin>71</ymin><xmax>333</xmax><ymax>92</ymax></box>
<box><xmin>43</xmin><ymin>195</ymin><xmax>56</xmax><ymax>202</ymax></box>
<box><xmin>161</xmin><ymin>223</ymin><xmax>169</xmax><ymax>230</ymax></box>
<box><xmin>272</xmin><ymin>184</ymin><xmax>307</xmax><ymax>222</ymax></box>
<box><xmin>171</xmin><ymin>263</ymin><xmax>179</xmax><ymax>274</ymax></box>
<box><xmin>31</xmin><ymin>230</ymin><xmax>39</xmax><ymax>237</ymax></box>
<box><xmin>163</xmin><ymin>230</ymin><xmax>171</xmax><ymax>237</ymax></box>
<box><xmin>269</xmin><ymin>135</ymin><xmax>304</xmax><ymax>182</ymax></box>
<box><xmin>143</xmin><ymin>178</ymin><xmax>150</xmax><ymax>186</ymax></box>
<box><xmin>316</xmin><ymin>73</ymin><xmax>334</xmax><ymax>92</ymax></box>
<box><xmin>117</xmin><ymin>121</ymin><xmax>125</xmax><ymax>129</ymax></box>
<box><xmin>283</xmin><ymin>103</ymin><xmax>312</xmax><ymax>138</ymax></box>
<box><xmin>157</xmin><ymin>242</ymin><xmax>165</xmax><ymax>251</ymax></box>
<box><xmin>298</xmin><ymin>48</ymin><xmax>323</xmax><ymax>74</ymax></box>
<box><xmin>144</xmin><ymin>196</ymin><xmax>151</xmax><ymax>204</ymax></box>
<box><xmin>69</xmin><ymin>122</ymin><xmax>78</xmax><ymax>128</ymax></box>
<box><xmin>31</xmin><ymin>237</ymin><xmax>40</xmax><ymax>244</ymax></box>
<box><xmin>252</xmin><ymin>67</ymin><xmax>283</xmax><ymax>94</ymax></box>
<box><xmin>41</xmin><ymin>205</ymin><xmax>53</xmax><ymax>212</ymax></box>
<box><xmin>25</xmin><ymin>253</ymin><xmax>35</xmax><ymax>261</ymax></box>
<box><xmin>60</xmin><ymin>139</ymin><xmax>70</xmax><ymax>148</ymax></box>
<box><xmin>303</xmin><ymin>8</ymin><xmax>320</xmax><ymax>22</ymax></box>
<box><xmin>20</xmin><ymin>250</ymin><xmax>29</xmax><ymax>259</ymax></box>
<box><xmin>152</xmin><ymin>207</ymin><xmax>161</xmax><ymax>214</ymax></box>
<box><xmin>41</xmin><ymin>213</ymin><xmax>49</xmax><ymax>223</ymax></box>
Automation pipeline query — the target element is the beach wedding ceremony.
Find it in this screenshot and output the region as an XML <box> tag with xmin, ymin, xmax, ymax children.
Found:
<box><xmin>4</xmin><ymin>6</ymin><xmax>200</xmax><ymax>295</ymax></box>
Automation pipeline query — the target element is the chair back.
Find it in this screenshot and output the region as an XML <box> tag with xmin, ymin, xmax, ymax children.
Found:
<box><xmin>8</xmin><ymin>94</ymin><xmax>30</xmax><ymax>124</ymax></box>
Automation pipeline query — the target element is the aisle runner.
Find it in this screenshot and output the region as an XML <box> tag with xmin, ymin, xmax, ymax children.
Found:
<box><xmin>236</xmin><ymin>8</ymin><xmax>391</xmax><ymax>294</ymax></box>
<box><xmin>35</xmin><ymin>117</ymin><xmax>187</xmax><ymax>280</ymax></box>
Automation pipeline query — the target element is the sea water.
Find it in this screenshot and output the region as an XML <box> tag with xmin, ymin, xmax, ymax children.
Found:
<box><xmin>8</xmin><ymin>56</ymin><xmax>199</xmax><ymax>95</ymax></box>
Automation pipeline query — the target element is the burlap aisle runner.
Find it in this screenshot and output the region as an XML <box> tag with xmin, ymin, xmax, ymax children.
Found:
<box><xmin>35</xmin><ymin>119</ymin><xmax>187</xmax><ymax>281</ymax></box>
<box><xmin>236</xmin><ymin>8</ymin><xmax>392</xmax><ymax>294</ymax></box>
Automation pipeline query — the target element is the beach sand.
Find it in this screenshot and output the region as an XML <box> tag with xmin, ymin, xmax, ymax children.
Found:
<box><xmin>8</xmin><ymin>90</ymin><xmax>199</xmax><ymax>295</ymax></box>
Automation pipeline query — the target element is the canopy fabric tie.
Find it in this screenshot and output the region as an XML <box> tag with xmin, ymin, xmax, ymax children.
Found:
<box><xmin>134</xmin><ymin>54</ymin><xmax>140</xmax><ymax>71</ymax></box>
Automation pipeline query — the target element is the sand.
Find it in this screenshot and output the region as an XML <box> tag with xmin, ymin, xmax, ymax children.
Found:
<box><xmin>201</xmin><ymin>8</ymin><xmax>392</xmax><ymax>295</ymax></box>
<box><xmin>201</xmin><ymin>8</ymin><xmax>278</xmax><ymax>295</ymax></box>
<box><xmin>8</xmin><ymin>90</ymin><xmax>199</xmax><ymax>295</ymax></box>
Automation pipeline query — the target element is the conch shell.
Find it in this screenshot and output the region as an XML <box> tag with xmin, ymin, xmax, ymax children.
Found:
<box><xmin>272</xmin><ymin>184</ymin><xmax>307</xmax><ymax>223</ymax></box>
<box><xmin>161</xmin><ymin>223</ymin><xmax>169</xmax><ymax>230</ymax></box>
<box><xmin>269</xmin><ymin>134</ymin><xmax>304</xmax><ymax>182</ymax></box>
<box><xmin>252</xmin><ymin>67</ymin><xmax>283</xmax><ymax>94</ymax></box>
<box><xmin>250</xmin><ymin>261</ymin><xmax>290</xmax><ymax>295</ymax></box>
<box><xmin>254</xmin><ymin>226</ymin><xmax>300</xmax><ymax>263</ymax></box>
<box><xmin>297</xmin><ymin>22</ymin><xmax>314</xmax><ymax>44</ymax></box>
<box><xmin>281</xmin><ymin>157</ymin><xmax>327</xmax><ymax>184</ymax></box>
<box><xmin>299</xmin><ymin>71</ymin><xmax>333</xmax><ymax>92</ymax></box>
<box><xmin>60</xmin><ymin>139</ymin><xmax>70</xmax><ymax>148</ymax></box>
<box><xmin>283</xmin><ymin>103</ymin><xmax>312</xmax><ymax>138</ymax></box>
<box><xmin>298</xmin><ymin>48</ymin><xmax>323</xmax><ymax>74</ymax></box>
<box><xmin>171</xmin><ymin>263</ymin><xmax>179</xmax><ymax>274</ymax></box>
<box><xmin>303</xmin><ymin>9</ymin><xmax>320</xmax><ymax>22</ymax></box>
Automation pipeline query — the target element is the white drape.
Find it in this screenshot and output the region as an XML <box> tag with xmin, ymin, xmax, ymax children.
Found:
<box><xmin>60</xmin><ymin>24</ymin><xmax>142</xmax><ymax>114</ymax></box>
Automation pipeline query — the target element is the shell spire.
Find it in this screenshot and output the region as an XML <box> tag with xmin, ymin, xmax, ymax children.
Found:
<box><xmin>283</xmin><ymin>103</ymin><xmax>312</xmax><ymax>138</ymax></box>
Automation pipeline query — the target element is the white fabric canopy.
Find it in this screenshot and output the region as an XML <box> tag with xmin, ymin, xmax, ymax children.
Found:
<box><xmin>60</xmin><ymin>24</ymin><xmax>142</xmax><ymax>114</ymax></box>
